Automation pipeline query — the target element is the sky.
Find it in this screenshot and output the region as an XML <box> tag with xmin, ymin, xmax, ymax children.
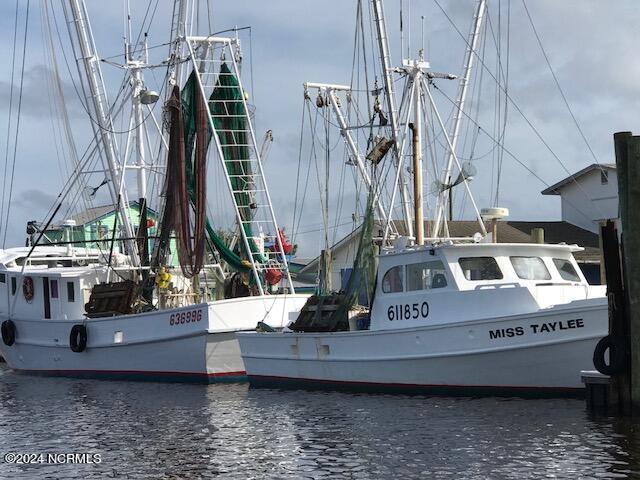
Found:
<box><xmin>0</xmin><ymin>1</ymin><xmax>639</xmax><ymax>258</ymax></box>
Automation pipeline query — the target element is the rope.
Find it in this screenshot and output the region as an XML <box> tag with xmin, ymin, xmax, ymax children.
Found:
<box><xmin>3</xmin><ymin>0</ymin><xmax>30</xmax><ymax>248</ymax></box>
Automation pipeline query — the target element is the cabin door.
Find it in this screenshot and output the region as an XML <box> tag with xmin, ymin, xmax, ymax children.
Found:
<box><xmin>42</xmin><ymin>277</ymin><xmax>51</xmax><ymax>319</ymax></box>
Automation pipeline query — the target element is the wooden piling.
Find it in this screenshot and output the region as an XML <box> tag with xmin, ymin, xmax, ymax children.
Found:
<box><xmin>530</xmin><ymin>227</ymin><xmax>544</xmax><ymax>244</ymax></box>
<box><xmin>613</xmin><ymin>131</ymin><xmax>640</xmax><ymax>411</ymax></box>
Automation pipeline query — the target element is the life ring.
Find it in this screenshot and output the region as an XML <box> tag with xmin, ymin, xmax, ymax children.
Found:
<box><xmin>69</xmin><ymin>324</ymin><xmax>87</xmax><ymax>353</ymax></box>
<box><xmin>1</xmin><ymin>320</ymin><xmax>16</xmax><ymax>346</ymax></box>
<box><xmin>593</xmin><ymin>334</ymin><xmax>626</xmax><ymax>376</ymax></box>
<box><xmin>22</xmin><ymin>277</ymin><xmax>34</xmax><ymax>303</ymax></box>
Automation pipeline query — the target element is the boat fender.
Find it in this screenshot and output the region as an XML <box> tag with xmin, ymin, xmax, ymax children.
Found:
<box><xmin>69</xmin><ymin>324</ymin><xmax>87</xmax><ymax>353</ymax></box>
<box><xmin>22</xmin><ymin>276</ymin><xmax>34</xmax><ymax>303</ymax></box>
<box><xmin>593</xmin><ymin>335</ymin><xmax>626</xmax><ymax>376</ymax></box>
<box><xmin>1</xmin><ymin>320</ymin><xmax>16</xmax><ymax>346</ymax></box>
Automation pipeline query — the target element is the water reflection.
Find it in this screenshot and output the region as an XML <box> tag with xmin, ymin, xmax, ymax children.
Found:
<box><xmin>1</xmin><ymin>366</ymin><xmax>640</xmax><ymax>478</ymax></box>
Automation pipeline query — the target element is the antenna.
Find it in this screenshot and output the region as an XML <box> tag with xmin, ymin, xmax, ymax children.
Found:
<box><xmin>420</xmin><ymin>15</ymin><xmax>425</xmax><ymax>60</ymax></box>
<box><xmin>407</xmin><ymin>0</ymin><xmax>411</xmax><ymax>58</ymax></box>
<box><xmin>400</xmin><ymin>0</ymin><xmax>404</xmax><ymax>61</ymax></box>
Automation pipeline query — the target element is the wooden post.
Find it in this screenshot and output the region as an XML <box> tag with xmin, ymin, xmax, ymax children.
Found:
<box><xmin>614</xmin><ymin>131</ymin><xmax>640</xmax><ymax>410</ymax></box>
<box><xmin>601</xmin><ymin>220</ymin><xmax>630</xmax><ymax>412</ymax></box>
<box><xmin>530</xmin><ymin>227</ymin><xmax>544</xmax><ymax>244</ymax></box>
<box><xmin>319</xmin><ymin>249</ymin><xmax>333</xmax><ymax>294</ymax></box>
<box><xmin>410</xmin><ymin>122</ymin><xmax>424</xmax><ymax>246</ymax></box>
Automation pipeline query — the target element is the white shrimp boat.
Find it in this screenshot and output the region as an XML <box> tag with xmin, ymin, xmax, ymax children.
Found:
<box><xmin>236</xmin><ymin>0</ymin><xmax>608</xmax><ymax>395</ymax></box>
<box><xmin>238</xmin><ymin>241</ymin><xmax>606</xmax><ymax>394</ymax></box>
<box><xmin>0</xmin><ymin>1</ymin><xmax>308</xmax><ymax>382</ymax></box>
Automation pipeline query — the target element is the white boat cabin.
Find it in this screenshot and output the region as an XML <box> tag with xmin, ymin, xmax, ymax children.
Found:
<box><xmin>370</xmin><ymin>242</ymin><xmax>604</xmax><ymax>331</ymax></box>
<box><xmin>0</xmin><ymin>247</ymin><xmax>110</xmax><ymax>321</ymax></box>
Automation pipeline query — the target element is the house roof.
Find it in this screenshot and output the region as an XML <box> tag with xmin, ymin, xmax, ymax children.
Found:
<box><xmin>61</xmin><ymin>201</ymin><xmax>157</xmax><ymax>227</ymax></box>
<box><xmin>301</xmin><ymin>219</ymin><xmax>599</xmax><ymax>273</ymax></box>
<box><xmin>541</xmin><ymin>163</ymin><xmax>615</xmax><ymax>195</ymax></box>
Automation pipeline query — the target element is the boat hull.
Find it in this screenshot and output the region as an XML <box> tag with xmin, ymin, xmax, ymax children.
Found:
<box><xmin>238</xmin><ymin>300</ymin><xmax>607</xmax><ymax>396</ymax></box>
<box><xmin>0</xmin><ymin>294</ymin><xmax>308</xmax><ymax>383</ymax></box>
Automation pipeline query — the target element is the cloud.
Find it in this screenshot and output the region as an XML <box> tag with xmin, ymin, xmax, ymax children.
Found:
<box><xmin>0</xmin><ymin>65</ymin><xmax>84</xmax><ymax>119</ymax></box>
<box><xmin>0</xmin><ymin>0</ymin><xmax>638</xmax><ymax>250</ymax></box>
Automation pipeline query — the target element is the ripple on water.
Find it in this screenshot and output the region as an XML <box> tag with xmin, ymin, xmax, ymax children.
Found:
<box><xmin>0</xmin><ymin>366</ymin><xmax>639</xmax><ymax>479</ymax></box>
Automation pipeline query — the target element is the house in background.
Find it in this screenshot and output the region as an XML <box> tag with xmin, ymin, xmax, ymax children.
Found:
<box><xmin>542</xmin><ymin>163</ymin><xmax>618</xmax><ymax>233</ymax></box>
<box><xmin>33</xmin><ymin>201</ymin><xmax>157</xmax><ymax>249</ymax></box>
<box><xmin>298</xmin><ymin>219</ymin><xmax>603</xmax><ymax>290</ymax></box>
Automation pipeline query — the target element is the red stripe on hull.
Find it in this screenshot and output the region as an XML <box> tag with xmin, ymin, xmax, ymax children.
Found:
<box><xmin>10</xmin><ymin>368</ymin><xmax>246</xmax><ymax>383</ymax></box>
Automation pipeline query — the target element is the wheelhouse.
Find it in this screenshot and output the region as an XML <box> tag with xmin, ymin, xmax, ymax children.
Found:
<box><xmin>376</xmin><ymin>242</ymin><xmax>588</xmax><ymax>296</ymax></box>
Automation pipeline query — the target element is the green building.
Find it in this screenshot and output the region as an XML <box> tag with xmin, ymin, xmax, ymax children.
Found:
<box><xmin>40</xmin><ymin>201</ymin><xmax>158</xmax><ymax>250</ymax></box>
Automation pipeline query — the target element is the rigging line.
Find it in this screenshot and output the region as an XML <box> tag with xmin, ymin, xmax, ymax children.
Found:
<box><xmin>323</xmin><ymin>101</ymin><xmax>331</xmax><ymax>251</ymax></box>
<box><xmin>131</xmin><ymin>0</ymin><xmax>160</xmax><ymax>54</ymax></box>
<box><xmin>293</xmin><ymin>101</ymin><xmax>318</xmax><ymax>241</ymax></box>
<box><xmin>295</xmin><ymin>220</ymin><xmax>355</xmax><ymax>237</ymax></box>
<box><xmin>45</xmin><ymin>3</ymin><xmax>93</xmax><ymax>218</ymax></box>
<box><xmin>291</xmin><ymin>98</ymin><xmax>306</xmax><ymax>243</ymax></box>
<box><xmin>53</xmin><ymin>4</ymin><xmax>131</xmax><ymax>138</ymax></box>
<box><xmin>3</xmin><ymin>0</ymin><xmax>30</xmax><ymax>249</ymax></box>
<box><xmin>521</xmin><ymin>0</ymin><xmax>603</xmax><ymax>170</ymax></box>
<box><xmin>1</xmin><ymin>0</ymin><xmax>21</xmax><ymax>242</ymax></box>
<box><xmin>432</xmin><ymin>0</ymin><xmax>608</xmax><ymax>219</ymax></box>
<box><xmin>432</xmin><ymin>83</ymin><xmax>601</xmax><ymax>225</ymax></box>
<box><xmin>350</xmin><ymin>0</ymin><xmax>362</xmax><ymax>89</ymax></box>
<box><xmin>495</xmin><ymin>0</ymin><xmax>511</xmax><ymax>206</ymax></box>
<box><xmin>207</xmin><ymin>0</ymin><xmax>213</xmax><ymax>33</ymax></box>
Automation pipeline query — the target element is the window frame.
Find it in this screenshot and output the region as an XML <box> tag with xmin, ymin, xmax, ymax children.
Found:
<box><xmin>50</xmin><ymin>279</ymin><xmax>59</xmax><ymax>299</ymax></box>
<box><xmin>381</xmin><ymin>265</ymin><xmax>404</xmax><ymax>294</ymax></box>
<box><xmin>458</xmin><ymin>256</ymin><xmax>504</xmax><ymax>281</ymax></box>
<box><xmin>601</xmin><ymin>170</ymin><xmax>609</xmax><ymax>185</ymax></box>
<box><xmin>67</xmin><ymin>281</ymin><xmax>75</xmax><ymax>302</ymax></box>
<box><xmin>406</xmin><ymin>260</ymin><xmax>448</xmax><ymax>291</ymax></box>
<box><xmin>552</xmin><ymin>258</ymin><xmax>581</xmax><ymax>282</ymax></box>
<box><xmin>509</xmin><ymin>256</ymin><xmax>552</xmax><ymax>281</ymax></box>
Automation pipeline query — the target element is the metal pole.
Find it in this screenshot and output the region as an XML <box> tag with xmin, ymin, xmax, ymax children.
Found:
<box><xmin>67</xmin><ymin>0</ymin><xmax>139</xmax><ymax>267</ymax></box>
<box><xmin>324</xmin><ymin>88</ymin><xmax>394</xmax><ymax>231</ymax></box>
<box><xmin>433</xmin><ymin>0</ymin><xmax>487</xmax><ymax>236</ymax></box>
<box><xmin>423</xmin><ymin>78</ymin><xmax>487</xmax><ymax>236</ymax></box>
<box><xmin>411</xmin><ymin>74</ymin><xmax>424</xmax><ymax>246</ymax></box>
<box><xmin>371</xmin><ymin>0</ymin><xmax>414</xmax><ymax>238</ymax></box>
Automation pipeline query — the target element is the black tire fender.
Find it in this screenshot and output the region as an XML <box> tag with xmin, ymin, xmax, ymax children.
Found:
<box><xmin>69</xmin><ymin>324</ymin><xmax>87</xmax><ymax>353</ymax></box>
<box><xmin>1</xmin><ymin>320</ymin><xmax>16</xmax><ymax>347</ymax></box>
<box><xmin>593</xmin><ymin>334</ymin><xmax>626</xmax><ymax>376</ymax></box>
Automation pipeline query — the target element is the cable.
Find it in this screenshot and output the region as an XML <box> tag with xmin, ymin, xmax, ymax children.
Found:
<box><xmin>3</xmin><ymin>0</ymin><xmax>30</xmax><ymax>248</ymax></box>
<box><xmin>432</xmin><ymin>0</ymin><xmax>608</xmax><ymax>220</ymax></box>
<box><xmin>0</xmin><ymin>0</ymin><xmax>21</xmax><ymax>245</ymax></box>
<box><xmin>522</xmin><ymin>0</ymin><xmax>604</xmax><ymax>171</ymax></box>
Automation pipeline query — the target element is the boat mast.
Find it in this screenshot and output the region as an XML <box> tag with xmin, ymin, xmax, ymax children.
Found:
<box><xmin>303</xmin><ymin>82</ymin><xmax>397</xmax><ymax>234</ymax></box>
<box><xmin>371</xmin><ymin>0</ymin><xmax>414</xmax><ymax>240</ymax></box>
<box><xmin>433</xmin><ymin>0</ymin><xmax>487</xmax><ymax>238</ymax></box>
<box><xmin>65</xmin><ymin>0</ymin><xmax>139</xmax><ymax>266</ymax></box>
<box><xmin>411</xmin><ymin>67</ymin><xmax>424</xmax><ymax>246</ymax></box>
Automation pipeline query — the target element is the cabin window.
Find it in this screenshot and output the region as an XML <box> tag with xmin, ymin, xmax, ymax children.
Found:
<box><xmin>510</xmin><ymin>256</ymin><xmax>551</xmax><ymax>280</ymax></box>
<box><xmin>67</xmin><ymin>282</ymin><xmax>75</xmax><ymax>302</ymax></box>
<box><xmin>458</xmin><ymin>257</ymin><xmax>503</xmax><ymax>281</ymax></box>
<box><xmin>601</xmin><ymin>170</ymin><xmax>609</xmax><ymax>185</ymax></box>
<box><xmin>406</xmin><ymin>261</ymin><xmax>447</xmax><ymax>291</ymax></box>
<box><xmin>11</xmin><ymin>277</ymin><xmax>16</xmax><ymax>295</ymax></box>
<box><xmin>0</xmin><ymin>273</ymin><xmax>5</xmax><ymax>283</ymax></box>
<box><xmin>50</xmin><ymin>280</ymin><xmax>58</xmax><ymax>299</ymax></box>
<box><xmin>382</xmin><ymin>266</ymin><xmax>403</xmax><ymax>293</ymax></box>
<box><xmin>553</xmin><ymin>258</ymin><xmax>581</xmax><ymax>282</ymax></box>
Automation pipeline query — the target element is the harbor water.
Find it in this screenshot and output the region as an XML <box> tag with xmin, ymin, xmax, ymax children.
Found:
<box><xmin>1</xmin><ymin>364</ymin><xmax>639</xmax><ymax>479</ymax></box>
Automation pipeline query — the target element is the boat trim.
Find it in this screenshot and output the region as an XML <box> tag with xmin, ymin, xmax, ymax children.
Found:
<box><xmin>247</xmin><ymin>374</ymin><xmax>584</xmax><ymax>398</ymax></box>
